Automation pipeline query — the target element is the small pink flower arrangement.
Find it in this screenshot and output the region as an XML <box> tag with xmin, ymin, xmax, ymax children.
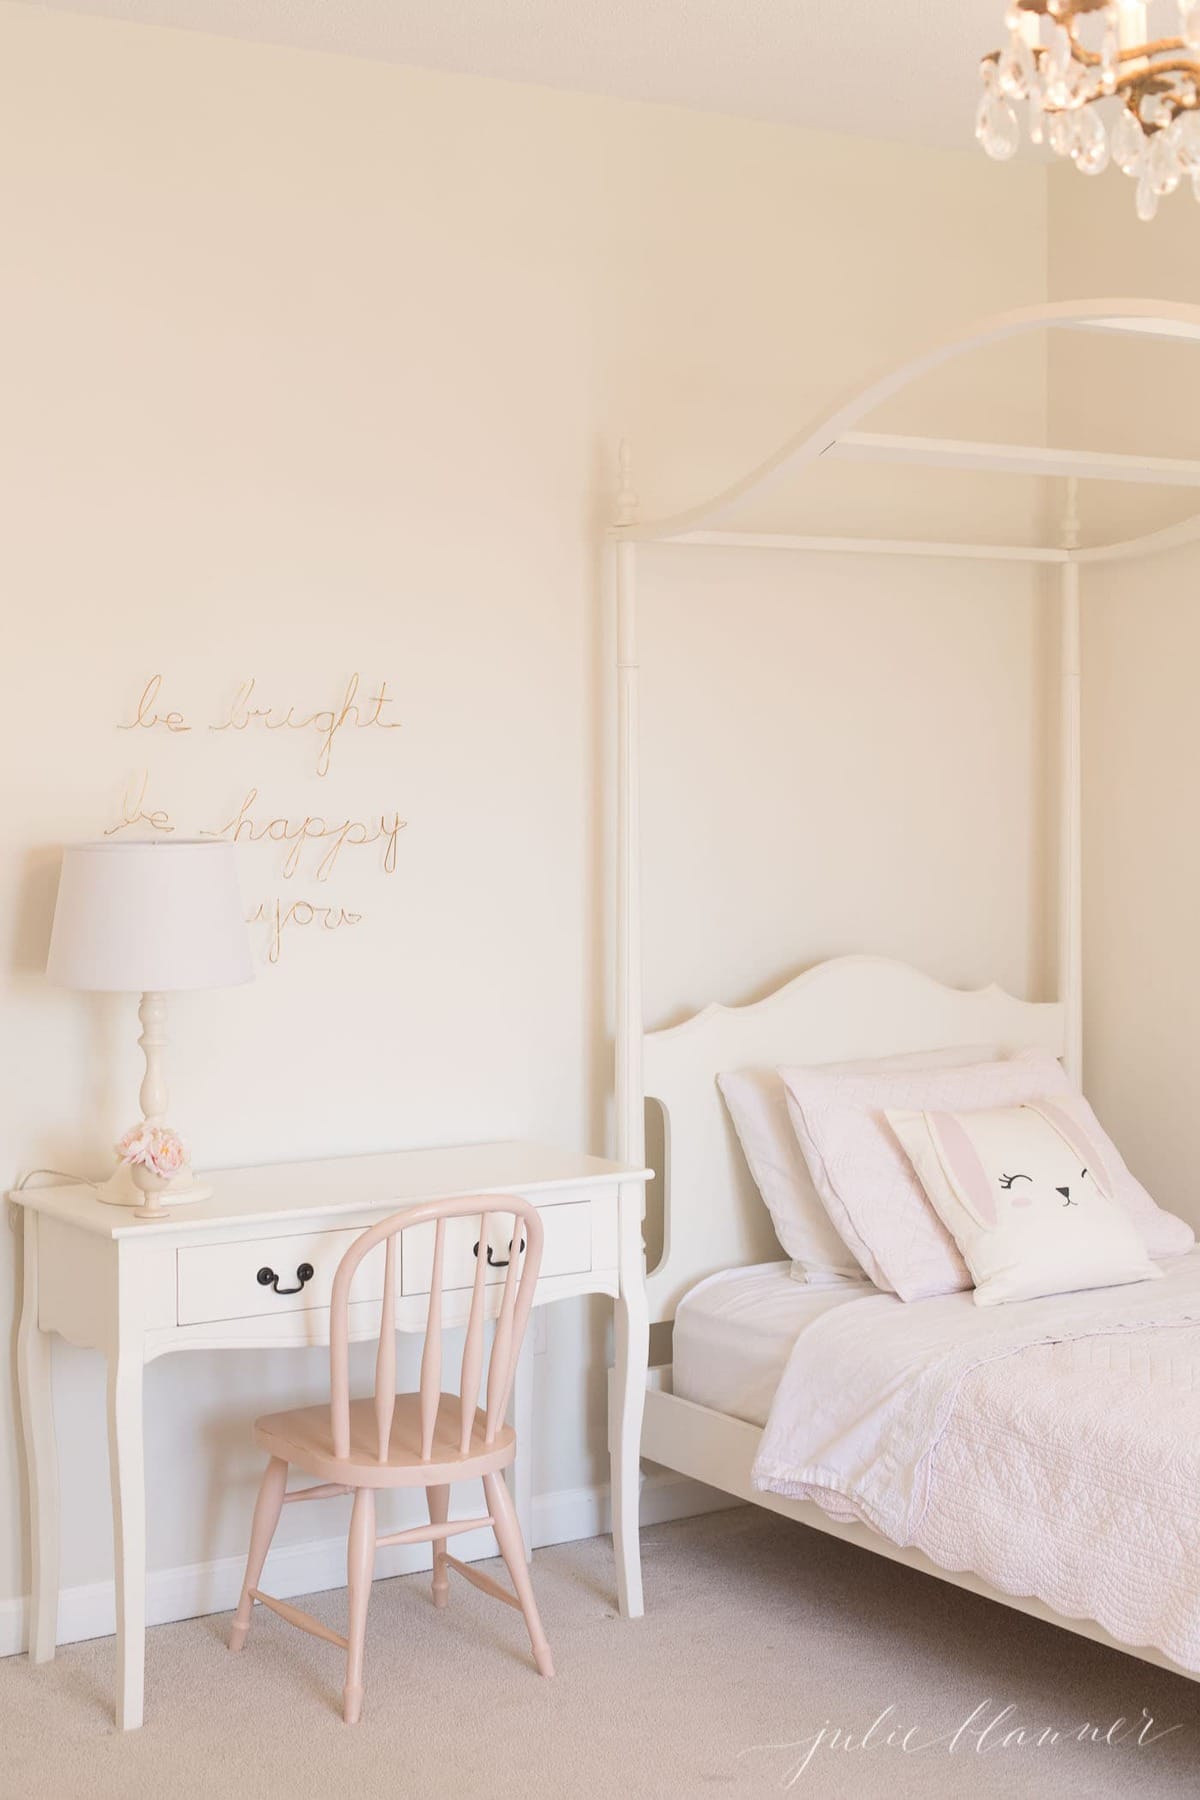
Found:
<box><xmin>116</xmin><ymin>1122</ymin><xmax>188</xmax><ymax>1182</ymax></box>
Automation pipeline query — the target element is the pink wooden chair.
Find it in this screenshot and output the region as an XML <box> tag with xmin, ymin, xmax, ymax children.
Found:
<box><xmin>229</xmin><ymin>1194</ymin><xmax>552</xmax><ymax>1723</ymax></box>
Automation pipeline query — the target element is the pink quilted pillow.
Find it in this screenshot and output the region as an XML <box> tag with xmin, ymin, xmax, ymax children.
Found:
<box><xmin>780</xmin><ymin>1049</ymin><xmax>1193</xmax><ymax>1301</ymax></box>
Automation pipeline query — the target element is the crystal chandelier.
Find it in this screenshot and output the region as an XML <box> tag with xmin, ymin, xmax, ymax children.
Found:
<box><xmin>978</xmin><ymin>2</ymin><xmax>1200</xmax><ymax>218</ymax></box>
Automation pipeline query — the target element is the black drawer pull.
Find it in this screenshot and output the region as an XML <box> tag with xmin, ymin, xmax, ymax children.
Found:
<box><xmin>472</xmin><ymin>1237</ymin><xmax>526</xmax><ymax>1269</ymax></box>
<box><xmin>257</xmin><ymin>1262</ymin><xmax>315</xmax><ymax>1295</ymax></box>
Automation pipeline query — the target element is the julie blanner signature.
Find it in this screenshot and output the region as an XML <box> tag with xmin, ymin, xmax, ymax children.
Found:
<box><xmin>741</xmin><ymin>1701</ymin><xmax>1185</xmax><ymax>1787</ymax></box>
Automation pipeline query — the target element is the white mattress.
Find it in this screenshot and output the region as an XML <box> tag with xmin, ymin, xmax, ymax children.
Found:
<box><xmin>672</xmin><ymin>1262</ymin><xmax>871</xmax><ymax>1427</ymax></box>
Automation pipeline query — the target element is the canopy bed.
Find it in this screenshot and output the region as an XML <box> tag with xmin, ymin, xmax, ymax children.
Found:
<box><xmin>606</xmin><ymin>297</ymin><xmax>1200</xmax><ymax>1681</ymax></box>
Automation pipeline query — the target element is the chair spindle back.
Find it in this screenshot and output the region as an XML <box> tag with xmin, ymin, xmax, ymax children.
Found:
<box><xmin>328</xmin><ymin>1195</ymin><xmax>544</xmax><ymax>1463</ymax></box>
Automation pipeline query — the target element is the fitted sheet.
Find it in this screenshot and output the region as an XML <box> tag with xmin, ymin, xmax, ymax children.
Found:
<box><xmin>672</xmin><ymin>1262</ymin><xmax>870</xmax><ymax>1427</ymax></box>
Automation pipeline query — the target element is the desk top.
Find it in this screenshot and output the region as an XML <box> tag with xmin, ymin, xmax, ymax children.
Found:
<box><xmin>8</xmin><ymin>1140</ymin><xmax>651</xmax><ymax>1240</ymax></box>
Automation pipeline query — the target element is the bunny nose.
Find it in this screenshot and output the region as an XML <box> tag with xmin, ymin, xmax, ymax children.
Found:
<box><xmin>1056</xmin><ymin>1186</ymin><xmax>1070</xmax><ymax>1199</ymax></box>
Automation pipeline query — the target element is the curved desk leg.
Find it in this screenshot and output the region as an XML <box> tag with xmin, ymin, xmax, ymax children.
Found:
<box><xmin>17</xmin><ymin>1211</ymin><xmax>59</xmax><ymax>1663</ymax></box>
<box><xmin>107</xmin><ymin>1333</ymin><xmax>146</xmax><ymax>1731</ymax></box>
<box><xmin>611</xmin><ymin>1180</ymin><xmax>648</xmax><ymax>1619</ymax></box>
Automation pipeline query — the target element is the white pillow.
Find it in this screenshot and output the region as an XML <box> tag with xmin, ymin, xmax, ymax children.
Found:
<box><xmin>718</xmin><ymin>1045</ymin><xmax>998</xmax><ymax>1285</ymax></box>
<box><xmin>886</xmin><ymin>1099</ymin><xmax>1162</xmax><ymax>1306</ymax></box>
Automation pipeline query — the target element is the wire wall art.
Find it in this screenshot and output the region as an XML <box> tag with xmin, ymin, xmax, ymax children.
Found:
<box><xmin>108</xmin><ymin>672</ymin><xmax>407</xmax><ymax>963</ymax></box>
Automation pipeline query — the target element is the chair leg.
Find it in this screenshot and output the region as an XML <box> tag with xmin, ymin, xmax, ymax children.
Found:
<box><xmin>343</xmin><ymin>1487</ymin><xmax>376</xmax><ymax>1725</ymax></box>
<box><xmin>426</xmin><ymin>1485</ymin><xmax>450</xmax><ymax>1608</ymax></box>
<box><xmin>230</xmin><ymin>1456</ymin><xmax>288</xmax><ymax>1652</ymax></box>
<box><xmin>483</xmin><ymin>1471</ymin><xmax>553</xmax><ymax>1679</ymax></box>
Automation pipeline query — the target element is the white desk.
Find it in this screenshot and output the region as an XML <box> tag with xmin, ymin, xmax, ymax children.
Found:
<box><xmin>11</xmin><ymin>1140</ymin><xmax>650</xmax><ymax>1730</ymax></box>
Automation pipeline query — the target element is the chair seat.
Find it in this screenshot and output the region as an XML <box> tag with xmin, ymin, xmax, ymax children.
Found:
<box><xmin>253</xmin><ymin>1393</ymin><xmax>516</xmax><ymax>1488</ymax></box>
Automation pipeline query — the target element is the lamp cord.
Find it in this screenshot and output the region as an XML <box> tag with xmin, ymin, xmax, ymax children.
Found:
<box><xmin>13</xmin><ymin>1168</ymin><xmax>104</xmax><ymax>1192</ymax></box>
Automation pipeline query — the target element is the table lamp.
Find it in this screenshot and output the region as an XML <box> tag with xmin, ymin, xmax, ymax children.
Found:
<box><xmin>47</xmin><ymin>840</ymin><xmax>254</xmax><ymax>1215</ymax></box>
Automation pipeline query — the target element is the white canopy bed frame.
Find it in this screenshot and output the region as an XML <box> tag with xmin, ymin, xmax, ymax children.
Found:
<box><xmin>606</xmin><ymin>297</ymin><xmax>1200</xmax><ymax>1682</ymax></box>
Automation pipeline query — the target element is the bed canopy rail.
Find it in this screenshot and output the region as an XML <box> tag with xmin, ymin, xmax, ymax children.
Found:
<box><xmin>822</xmin><ymin>432</ymin><xmax>1200</xmax><ymax>489</ymax></box>
<box><xmin>612</xmin><ymin>297</ymin><xmax>1200</xmax><ymax>557</ymax></box>
<box><xmin>671</xmin><ymin>531</ymin><xmax>1070</xmax><ymax>563</ymax></box>
<box><xmin>612</xmin><ymin>297</ymin><xmax>1200</xmax><ymax>1174</ymax></box>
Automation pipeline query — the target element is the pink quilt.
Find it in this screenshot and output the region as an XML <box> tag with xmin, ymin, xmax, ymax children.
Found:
<box><xmin>752</xmin><ymin>1252</ymin><xmax>1200</xmax><ymax>1672</ymax></box>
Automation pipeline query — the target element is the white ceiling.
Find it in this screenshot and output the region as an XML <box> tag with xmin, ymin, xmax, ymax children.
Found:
<box><xmin>28</xmin><ymin>0</ymin><xmax>1006</xmax><ymax>148</ymax></box>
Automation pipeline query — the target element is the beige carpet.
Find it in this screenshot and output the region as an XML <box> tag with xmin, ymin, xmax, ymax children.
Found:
<box><xmin>2</xmin><ymin>1508</ymin><xmax>1197</xmax><ymax>1800</ymax></box>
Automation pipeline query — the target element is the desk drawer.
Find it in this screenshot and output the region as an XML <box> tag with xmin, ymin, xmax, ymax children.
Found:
<box><xmin>401</xmin><ymin>1201</ymin><xmax>591</xmax><ymax>1297</ymax></box>
<box><xmin>177</xmin><ymin>1229</ymin><xmax>387</xmax><ymax>1326</ymax></box>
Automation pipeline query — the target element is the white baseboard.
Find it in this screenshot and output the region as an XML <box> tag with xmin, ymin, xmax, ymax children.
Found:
<box><xmin>0</xmin><ymin>1472</ymin><xmax>734</xmax><ymax>1660</ymax></box>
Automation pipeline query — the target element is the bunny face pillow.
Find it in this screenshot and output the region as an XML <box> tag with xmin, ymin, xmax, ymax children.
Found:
<box><xmin>886</xmin><ymin>1099</ymin><xmax>1162</xmax><ymax>1306</ymax></box>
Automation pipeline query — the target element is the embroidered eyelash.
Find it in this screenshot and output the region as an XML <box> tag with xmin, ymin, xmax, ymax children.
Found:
<box><xmin>999</xmin><ymin>1173</ymin><xmax>1031</xmax><ymax>1190</ymax></box>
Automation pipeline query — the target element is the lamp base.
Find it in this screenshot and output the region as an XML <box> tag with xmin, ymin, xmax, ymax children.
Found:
<box><xmin>95</xmin><ymin>1162</ymin><xmax>212</xmax><ymax>1209</ymax></box>
<box><xmin>161</xmin><ymin>1167</ymin><xmax>213</xmax><ymax>1205</ymax></box>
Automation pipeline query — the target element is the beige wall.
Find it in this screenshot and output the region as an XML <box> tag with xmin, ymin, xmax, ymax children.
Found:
<box><xmin>1047</xmin><ymin>169</ymin><xmax>1200</xmax><ymax>1231</ymax></box>
<box><xmin>0</xmin><ymin>1</ymin><xmax>1050</xmax><ymax>1621</ymax></box>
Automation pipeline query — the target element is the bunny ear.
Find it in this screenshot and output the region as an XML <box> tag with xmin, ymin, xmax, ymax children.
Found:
<box><xmin>1024</xmin><ymin>1099</ymin><xmax>1115</xmax><ymax>1199</ymax></box>
<box><xmin>925</xmin><ymin>1111</ymin><xmax>997</xmax><ymax>1229</ymax></box>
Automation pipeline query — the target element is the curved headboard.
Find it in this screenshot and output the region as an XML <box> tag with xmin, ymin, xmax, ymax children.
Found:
<box><xmin>642</xmin><ymin>955</ymin><xmax>1065</xmax><ymax>1323</ymax></box>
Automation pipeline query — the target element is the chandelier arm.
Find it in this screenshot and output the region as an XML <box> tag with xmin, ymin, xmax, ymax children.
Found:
<box><xmin>1060</xmin><ymin>17</ymin><xmax>1099</xmax><ymax>67</ymax></box>
<box><xmin>986</xmin><ymin>34</ymin><xmax>1190</xmax><ymax>71</ymax></box>
<box><xmin>1067</xmin><ymin>36</ymin><xmax>1188</xmax><ymax>69</ymax></box>
<box><xmin>1121</xmin><ymin>36</ymin><xmax>1189</xmax><ymax>58</ymax></box>
<box><xmin>1034</xmin><ymin>65</ymin><xmax>1200</xmax><ymax>109</ymax></box>
<box><xmin>1116</xmin><ymin>61</ymin><xmax>1200</xmax><ymax>98</ymax></box>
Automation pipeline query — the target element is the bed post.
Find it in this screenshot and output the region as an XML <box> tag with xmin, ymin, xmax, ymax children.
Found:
<box><xmin>615</xmin><ymin>438</ymin><xmax>645</xmax><ymax>1170</ymax></box>
<box><xmin>1058</xmin><ymin>478</ymin><xmax>1083</xmax><ymax>1085</ymax></box>
<box><xmin>611</xmin><ymin>440</ymin><xmax>649</xmax><ymax>1619</ymax></box>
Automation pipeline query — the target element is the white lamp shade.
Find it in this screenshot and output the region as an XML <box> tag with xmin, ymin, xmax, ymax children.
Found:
<box><xmin>47</xmin><ymin>841</ymin><xmax>255</xmax><ymax>993</ymax></box>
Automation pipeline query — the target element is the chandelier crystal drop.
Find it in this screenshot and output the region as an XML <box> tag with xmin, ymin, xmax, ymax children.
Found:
<box><xmin>978</xmin><ymin>1</ymin><xmax>1200</xmax><ymax>217</ymax></box>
